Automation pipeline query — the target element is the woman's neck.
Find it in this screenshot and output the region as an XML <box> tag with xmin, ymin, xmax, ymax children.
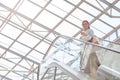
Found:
<box><xmin>84</xmin><ymin>28</ymin><xmax>89</xmax><ymax>31</ymax></box>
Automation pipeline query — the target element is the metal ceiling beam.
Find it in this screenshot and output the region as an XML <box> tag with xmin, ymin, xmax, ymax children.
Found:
<box><xmin>90</xmin><ymin>0</ymin><xmax>119</xmax><ymax>24</ymax></box>
<box><xmin>65</xmin><ymin>0</ymin><xmax>120</xmax><ymax>39</ymax></box>
<box><xmin>0</xmin><ymin>2</ymin><xmax>38</xmax><ymax>78</ymax></box>
<box><xmin>28</xmin><ymin>0</ymin><xmax>82</xmax><ymax>30</ymax></box>
<box><xmin>0</xmin><ymin>16</ymin><xmax>52</xmax><ymax>46</ymax></box>
<box><xmin>0</xmin><ymin>0</ymin><xmax>82</xmax><ymax>59</ymax></box>
<box><xmin>0</xmin><ymin>32</ymin><xmax>45</xmax><ymax>55</ymax></box>
<box><xmin>1</xmin><ymin>1</ymin><xmax>52</xmax><ymax>78</ymax></box>
<box><xmin>0</xmin><ymin>57</ymin><xmax>37</xmax><ymax>79</ymax></box>
<box><xmin>0</xmin><ymin>0</ymin><xmax>24</xmax><ymax>30</ymax></box>
<box><xmin>21</xmin><ymin>66</ymin><xmax>38</xmax><ymax>80</ymax></box>
<box><xmin>0</xmin><ymin>3</ymin><xmax>61</xmax><ymax>69</ymax></box>
<box><xmin>84</xmin><ymin>0</ymin><xmax>115</xmax><ymax>29</ymax></box>
<box><xmin>102</xmin><ymin>24</ymin><xmax>120</xmax><ymax>39</ymax></box>
<box><xmin>100</xmin><ymin>0</ymin><xmax>120</xmax><ymax>13</ymax></box>
<box><xmin>0</xmin><ymin>45</ymin><xmax>39</xmax><ymax>65</ymax></box>
<box><xmin>1</xmin><ymin>15</ymin><xmax>45</xmax><ymax>61</ymax></box>
<box><xmin>25</xmin><ymin>0</ymin><xmax>52</xmax><ymax>30</ymax></box>
<box><xmin>0</xmin><ymin>28</ymin><xmax>30</xmax><ymax>79</ymax></box>
<box><xmin>64</xmin><ymin>0</ymin><xmax>117</xmax><ymax>38</ymax></box>
<box><xmin>99</xmin><ymin>0</ymin><xmax>120</xmax><ymax>39</ymax></box>
<box><xmin>65</xmin><ymin>0</ymin><xmax>110</xmax><ymax>37</ymax></box>
<box><xmin>115</xmin><ymin>37</ymin><xmax>120</xmax><ymax>42</ymax></box>
<box><xmin>37</xmin><ymin>64</ymin><xmax>40</xmax><ymax>80</ymax></box>
<box><xmin>0</xmin><ymin>74</ymin><xmax>12</xmax><ymax>80</ymax></box>
<box><xmin>89</xmin><ymin>0</ymin><xmax>119</xmax><ymax>39</ymax></box>
<box><xmin>1</xmin><ymin>56</ymin><xmax>42</xmax><ymax>79</ymax></box>
<box><xmin>0</xmin><ymin>2</ymin><xmax>60</xmax><ymax>35</ymax></box>
<box><xmin>51</xmin><ymin>0</ymin><xmax>84</xmax><ymax>32</ymax></box>
<box><xmin>43</xmin><ymin>0</ymin><xmax>84</xmax><ymax>59</ymax></box>
<box><xmin>1</xmin><ymin>57</ymin><xmax>34</xmax><ymax>72</ymax></box>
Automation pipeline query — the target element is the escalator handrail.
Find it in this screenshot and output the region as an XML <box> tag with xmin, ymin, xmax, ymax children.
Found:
<box><xmin>41</xmin><ymin>61</ymin><xmax>92</xmax><ymax>80</ymax></box>
<box><xmin>43</xmin><ymin>35</ymin><xmax>120</xmax><ymax>59</ymax></box>
<box><xmin>98</xmin><ymin>65</ymin><xmax>120</xmax><ymax>79</ymax></box>
<box><xmin>98</xmin><ymin>37</ymin><xmax>120</xmax><ymax>45</ymax></box>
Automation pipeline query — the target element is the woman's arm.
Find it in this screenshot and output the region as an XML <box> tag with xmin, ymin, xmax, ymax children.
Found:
<box><xmin>80</xmin><ymin>31</ymin><xmax>88</xmax><ymax>36</ymax></box>
<box><xmin>87</xmin><ymin>29</ymin><xmax>95</xmax><ymax>37</ymax></box>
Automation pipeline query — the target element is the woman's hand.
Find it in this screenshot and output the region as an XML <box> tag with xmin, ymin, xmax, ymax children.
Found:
<box><xmin>92</xmin><ymin>37</ymin><xmax>99</xmax><ymax>45</ymax></box>
<box><xmin>80</xmin><ymin>31</ymin><xmax>88</xmax><ymax>36</ymax></box>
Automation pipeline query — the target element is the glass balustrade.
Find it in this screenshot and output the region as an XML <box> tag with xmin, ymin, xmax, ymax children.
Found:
<box><xmin>42</xmin><ymin>35</ymin><xmax>120</xmax><ymax>80</ymax></box>
<box><xmin>41</xmin><ymin>67</ymin><xmax>73</xmax><ymax>80</ymax></box>
<box><xmin>41</xmin><ymin>62</ymin><xmax>92</xmax><ymax>80</ymax></box>
<box><xmin>99</xmin><ymin>38</ymin><xmax>120</xmax><ymax>51</ymax></box>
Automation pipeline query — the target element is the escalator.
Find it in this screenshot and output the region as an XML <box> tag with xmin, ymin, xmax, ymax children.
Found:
<box><xmin>41</xmin><ymin>61</ymin><xmax>120</xmax><ymax>80</ymax></box>
<box><xmin>41</xmin><ymin>35</ymin><xmax>120</xmax><ymax>80</ymax></box>
<box><xmin>99</xmin><ymin>38</ymin><xmax>120</xmax><ymax>52</ymax></box>
<box><xmin>41</xmin><ymin>61</ymin><xmax>92</xmax><ymax>80</ymax></box>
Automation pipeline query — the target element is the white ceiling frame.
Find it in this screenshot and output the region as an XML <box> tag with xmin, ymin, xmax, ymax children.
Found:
<box><xmin>100</xmin><ymin>0</ymin><xmax>120</xmax><ymax>18</ymax></box>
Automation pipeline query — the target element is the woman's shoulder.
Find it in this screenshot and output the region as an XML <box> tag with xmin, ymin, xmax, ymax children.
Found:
<box><xmin>88</xmin><ymin>28</ymin><xmax>93</xmax><ymax>31</ymax></box>
<box><xmin>86</xmin><ymin>29</ymin><xmax>93</xmax><ymax>32</ymax></box>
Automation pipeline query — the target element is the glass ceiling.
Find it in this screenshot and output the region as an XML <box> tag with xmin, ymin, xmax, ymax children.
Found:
<box><xmin>0</xmin><ymin>0</ymin><xmax>120</xmax><ymax>79</ymax></box>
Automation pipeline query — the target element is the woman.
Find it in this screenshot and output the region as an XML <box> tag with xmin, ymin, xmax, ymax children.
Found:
<box><xmin>80</xmin><ymin>20</ymin><xmax>100</xmax><ymax>79</ymax></box>
<box><xmin>80</xmin><ymin>20</ymin><xmax>99</xmax><ymax>44</ymax></box>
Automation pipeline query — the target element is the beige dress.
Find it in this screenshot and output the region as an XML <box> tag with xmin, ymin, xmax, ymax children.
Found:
<box><xmin>80</xmin><ymin>29</ymin><xmax>100</xmax><ymax>79</ymax></box>
<box><xmin>80</xmin><ymin>45</ymin><xmax>100</xmax><ymax>79</ymax></box>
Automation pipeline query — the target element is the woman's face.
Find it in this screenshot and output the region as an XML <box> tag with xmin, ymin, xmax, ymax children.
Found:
<box><xmin>82</xmin><ymin>21</ymin><xmax>89</xmax><ymax>30</ymax></box>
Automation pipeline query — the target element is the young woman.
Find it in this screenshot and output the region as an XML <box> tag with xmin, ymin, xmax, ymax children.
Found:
<box><xmin>80</xmin><ymin>20</ymin><xmax>99</xmax><ymax>44</ymax></box>
<box><xmin>80</xmin><ymin>20</ymin><xmax>100</xmax><ymax>79</ymax></box>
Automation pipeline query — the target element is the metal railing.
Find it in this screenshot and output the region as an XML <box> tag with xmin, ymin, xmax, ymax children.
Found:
<box><xmin>43</xmin><ymin>35</ymin><xmax>120</xmax><ymax>60</ymax></box>
<box><xmin>41</xmin><ymin>35</ymin><xmax>120</xmax><ymax>80</ymax></box>
<box><xmin>42</xmin><ymin>34</ymin><xmax>120</xmax><ymax>74</ymax></box>
<box><xmin>41</xmin><ymin>61</ymin><xmax>92</xmax><ymax>80</ymax></box>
